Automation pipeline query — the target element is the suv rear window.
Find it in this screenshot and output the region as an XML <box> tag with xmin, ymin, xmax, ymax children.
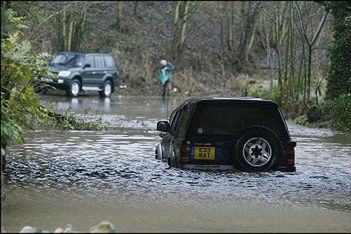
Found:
<box><xmin>187</xmin><ymin>102</ymin><xmax>289</xmax><ymax>141</ymax></box>
<box><xmin>104</xmin><ymin>56</ymin><xmax>115</xmax><ymax>67</ymax></box>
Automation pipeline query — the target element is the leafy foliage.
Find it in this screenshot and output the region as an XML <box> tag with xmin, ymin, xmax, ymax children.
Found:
<box><xmin>1</xmin><ymin>8</ymin><xmax>27</xmax><ymax>37</ymax></box>
<box><xmin>47</xmin><ymin>110</ymin><xmax>109</xmax><ymax>131</ymax></box>
<box><xmin>1</xmin><ymin>30</ymin><xmax>55</xmax><ymax>156</ymax></box>
<box><xmin>323</xmin><ymin>1</ymin><xmax>351</xmax><ymax>100</ymax></box>
<box><xmin>321</xmin><ymin>94</ymin><xmax>351</xmax><ymax>132</ymax></box>
<box><xmin>246</xmin><ymin>82</ymin><xmax>307</xmax><ymax>119</ymax></box>
<box><xmin>317</xmin><ymin>2</ymin><xmax>351</xmax><ymax>131</ymax></box>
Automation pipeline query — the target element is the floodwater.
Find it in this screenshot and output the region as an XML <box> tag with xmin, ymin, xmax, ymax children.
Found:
<box><xmin>1</xmin><ymin>95</ymin><xmax>351</xmax><ymax>232</ymax></box>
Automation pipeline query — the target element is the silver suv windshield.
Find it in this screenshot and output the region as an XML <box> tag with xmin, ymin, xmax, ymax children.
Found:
<box><xmin>50</xmin><ymin>53</ymin><xmax>84</xmax><ymax>67</ymax></box>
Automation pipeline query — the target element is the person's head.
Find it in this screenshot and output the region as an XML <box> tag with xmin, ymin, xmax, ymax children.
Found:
<box><xmin>160</xmin><ymin>60</ymin><xmax>167</xmax><ymax>67</ymax></box>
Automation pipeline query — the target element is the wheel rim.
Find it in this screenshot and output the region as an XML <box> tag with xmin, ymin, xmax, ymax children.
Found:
<box><xmin>104</xmin><ymin>83</ymin><xmax>111</xmax><ymax>96</ymax></box>
<box><xmin>242</xmin><ymin>137</ymin><xmax>272</xmax><ymax>167</ymax></box>
<box><xmin>71</xmin><ymin>82</ymin><xmax>79</xmax><ymax>96</ymax></box>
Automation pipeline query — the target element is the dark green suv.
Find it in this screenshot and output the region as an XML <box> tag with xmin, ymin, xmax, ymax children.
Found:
<box><xmin>155</xmin><ymin>97</ymin><xmax>296</xmax><ymax>172</ymax></box>
<box><xmin>41</xmin><ymin>52</ymin><xmax>119</xmax><ymax>97</ymax></box>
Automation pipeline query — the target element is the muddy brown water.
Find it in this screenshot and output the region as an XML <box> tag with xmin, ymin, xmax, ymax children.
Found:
<box><xmin>1</xmin><ymin>95</ymin><xmax>351</xmax><ymax>232</ymax></box>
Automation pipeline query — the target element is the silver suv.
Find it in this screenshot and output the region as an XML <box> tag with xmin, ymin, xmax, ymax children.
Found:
<box><xmin>41</xmin><ymin>52</ymin><xmax>119</xmax><ymax>97</ymax></box>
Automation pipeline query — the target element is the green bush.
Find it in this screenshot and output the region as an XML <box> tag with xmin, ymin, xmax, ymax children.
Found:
<box><xmin>247</xmin><ymin>84</ymin><xmax>283</xmax><ymax>103</ymax></box>
<box><xmin>47</xmin><ymin>109</ymin><xmax>109</xmax><ymax>131</ymax></box>
<box><xmin>324</xmin><ymin>2</ymin><xmax>351</xmax><ymax>100</ymax></box>
<box><xmin>321</xmin><ymin>94</ymin><xmax>351</xmax><ymax>132</ymax></box>
<box><xmin>1</xmin><ymin>31</ymin><xmax>56</xmax><ymax>157</ymax></box>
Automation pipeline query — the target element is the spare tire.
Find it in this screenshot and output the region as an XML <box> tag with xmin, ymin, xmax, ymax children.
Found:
<box><xmin>234</xmin><ymin>127</ymin><xmax>282</xmax><ymax>172</ymax></box>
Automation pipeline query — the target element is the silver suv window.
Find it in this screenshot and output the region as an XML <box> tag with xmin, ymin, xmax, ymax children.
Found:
<box><xmin>104</xmin><ymin>56</ymin><xmax>115</xmax><ymax>67</ymax></box>
<box><xmin>85</xmin><ymin>56</ymin><xmax>95</xmax><ymax>67</ymax></box>
<box><xmin>94</xmin><ymin>55</ymin><xmax>105</xmax><ymax>68</ymax></box>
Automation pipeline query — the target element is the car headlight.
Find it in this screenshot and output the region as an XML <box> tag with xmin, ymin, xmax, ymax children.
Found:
<box><xmin>58</xmin><ymin>71</ymin><xmax>71</xmax><ymax>77</ymax></box>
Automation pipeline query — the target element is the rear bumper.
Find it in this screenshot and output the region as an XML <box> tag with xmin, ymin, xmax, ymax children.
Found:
<box><xmin>181</xmin><ymin>164</ymin><xmax>295</xmax><ymax>172</ymax></box>
<box><xmin>181</xmin><ymin>164</ymin><xmax>235</xmax><ymax>170</ymax></box>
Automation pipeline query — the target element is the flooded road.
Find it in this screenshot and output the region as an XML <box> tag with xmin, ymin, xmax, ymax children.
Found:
<box><xmin>2</xmin><ymin>95</ymin><xmax>351</xmax><ymax>232</ymax></box>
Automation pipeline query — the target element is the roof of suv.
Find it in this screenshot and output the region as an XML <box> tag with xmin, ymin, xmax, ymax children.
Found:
<box><xmin>58</xmin><ymin>51</ymin><xmax>113</xmax><ymax>56</ymax></box>
<box><xmin>180</xmin><ymin>97</ymin><xmax>279</xmax><ymax>108</ymax></box>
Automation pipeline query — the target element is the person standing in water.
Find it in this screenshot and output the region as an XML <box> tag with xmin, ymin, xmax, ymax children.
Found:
<box><xmin>157</xmin><ymin>59</ymin><xmax>174</xmax><ymax>97</ymax></box>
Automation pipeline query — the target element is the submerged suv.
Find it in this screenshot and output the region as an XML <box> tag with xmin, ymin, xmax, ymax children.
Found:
<box><xmin>155</xmin><ymin>97</ymin><xmax>296</xmax><ymax>172</ymax></box>
<box><xmin>41</xmin><ymin>52</ymin><xmax>119</xmax><ymax>97</ymax></box>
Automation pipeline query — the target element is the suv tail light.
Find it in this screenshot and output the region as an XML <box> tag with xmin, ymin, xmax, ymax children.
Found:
<box><xmin>180</xmin><ymin>141</ymin><xmax>191</xmax><ymax>164</ymax></box>
<box><xmin>286</xmin><ymin>147</ymin><xmax>295</xmax><ymax>165</ymax></box>
<box><xmin>285</xmin><ymin>142</ymin><xmax>296</xmax><ymax>166</ymax></box>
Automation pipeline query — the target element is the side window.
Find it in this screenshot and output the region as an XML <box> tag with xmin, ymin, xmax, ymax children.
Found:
<box><xmin>170</xmin><ymin>108</ymin><xmax>188</xmax><ymax>136</ymax></box>
<box><xmin>85</xmin><ymin>56</ymin><xmax>95</xmax><ymax>67</ymax></box>
<box><xmin>175</xmin><ymin>105</ymin><xmax>188</xmax><ymax>135</ymax></box>
<box><xmin>169</xmin><ymin>110</ymin><xmax>176</xmax><ymax>125</ymax></box>
<box><xmin>76</xmin><ymin>56</ymin><xmax>84</xmax><ymax>66</ymax></box>
<box><xmin>104</xmin><ymin>56</ymin><xmax>115</xmax><ymax>67</ymax></box>
<box><xmin>94</xmin><ymin>56</ymin><xmax>105</xmax><ymax>68</ymax></box>
<box><xmin>170</xmin><ymin>110</ymin><xmax>181</xmax><ymax>135</ymax></box>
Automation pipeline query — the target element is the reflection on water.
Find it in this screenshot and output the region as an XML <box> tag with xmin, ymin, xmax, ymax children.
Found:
<box><xmin>2</xmin><ymin>95</ymin><xmax>351</xmax><ymax>232</ymax></box>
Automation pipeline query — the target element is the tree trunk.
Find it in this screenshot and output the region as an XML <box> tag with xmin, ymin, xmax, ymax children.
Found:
<box><xmin>62</xmin><ymin>11</ymin><xmax>67</xmax><ymax>50</ymax></box>
<box><xmin>238</xmin><ymin>2</ymin><xmax>261</xmax><ymax>62</ymax></box>
<box><xmin>246</xmin><ymin>24</ymin><xmax>257</xmax><ymax>62</ymax></box>
<box><xmin>75</xmin><ymin>9</ymin><xmax>86</xmax><ymax>51</ymax></box>
<box><xmin>293</xmin><ymin>1</ymin><xmax>328</xmax><ymax>103</ymax></box>
<box><xmin>116</xmin><ymin>2</ymin><xmax>123</xmax><ymax>30</ymax></box>
<box><xmin>67</xmin><ymin>15</ymin><xmax>74</xmax><ymax>51</ymax></box>
<box><xmin>218</xmin><ymin>2</ymin><xmax>225</xmax><ymax>55</ymax></box>
<box><xmin>134</xmin><ymin>1</ymin><xmax>138</xmax><ymax>16</ymax></box>
<box><xmin>171</xmin><ymin>1</ymin><xmax>181</xmax><ymax>62</ymax></box>
<box><xmin>178</xmin><ymin>1</ymin><xmax>190</xmax><ymax>58</ymax></box>
<box><xmin>290</xmin><ymin>22</ymin><xmax>295</xmax><ymax>99</ymax></box>
<box><xmin>297</xmin><ymin>36</ymin><xmax>305</xmax><ymax>100</ymax></box>
<box><xmin>226</xmin><ymin>1</ymin><xmax>233</xmax><ymax>54</ymax></box>
<box><xmin>307</xmin><ymin>46</ymin><xmax>312</xmax><ymax>102</ymax></box>
<box><xmin>283</xmin><ymin>24</ymin><xmax>290</xmax><ymax>91</ymax></box>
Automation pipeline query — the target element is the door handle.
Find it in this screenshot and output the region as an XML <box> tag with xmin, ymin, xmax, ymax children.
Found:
<box><xmin>93</xmin><ymin>72</ymin><xmax>96</xmax><ymax>74</ymax></box>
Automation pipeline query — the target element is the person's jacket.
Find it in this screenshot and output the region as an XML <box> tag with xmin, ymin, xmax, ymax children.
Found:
<box><xmin>157</xmin><ymin>62</ymin><xmax>174</xmax><ymax>85</ymax></box>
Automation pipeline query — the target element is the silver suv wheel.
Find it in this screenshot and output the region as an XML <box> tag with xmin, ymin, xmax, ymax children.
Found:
<box><xmin>100</xmin><ymin>80</ymin><xmax>112</xmax><ymax>98</ymax></box>
<box><xmin>66</xmin><ymin>79</ymin><xmax>81</xmax><ymax>97</ymax></box>
<box><xmin>71</xmin><ymin>82</ymin><xmax>80</xmax><ymax>96</ymax></box>
<box><xmin>104</xmin><ymin>83</ymin><xmax>112</xmax><ymax>96</ymax></box>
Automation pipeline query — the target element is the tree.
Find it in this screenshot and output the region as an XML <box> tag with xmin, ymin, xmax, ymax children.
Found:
<box><xmin>171</xmin><ymin>1</ymin><xmax>199</xmax><ymax>64</ymax></box>
<box><xmin>321</xmin><ymin>1</ymin><xmax>351</xmax><ymax>100</ymax></box>
<box><xmin>55</xmin><ymin>7</ymin><xmax>87</xmax><ymax>51</ymax></box>
<box><xmin>294</xmin><ymin>1</ymin><xmax>328</xmax><ymax>103</ymax></box>
<box><xmin>237</xmin><ymin>1</ymin><xmax>262</xmax><ymax>67</ymax></box>
<box><xmin>115</xmin><ymin>1</ymin><xmax>123</xmax><ymax>31</ymax></box>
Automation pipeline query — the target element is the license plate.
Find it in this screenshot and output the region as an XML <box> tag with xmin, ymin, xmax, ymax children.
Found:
<box><xmin>194</xmin><ymin>147</ymin><xmax>215</xmax><ymax>160</ymax></box>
